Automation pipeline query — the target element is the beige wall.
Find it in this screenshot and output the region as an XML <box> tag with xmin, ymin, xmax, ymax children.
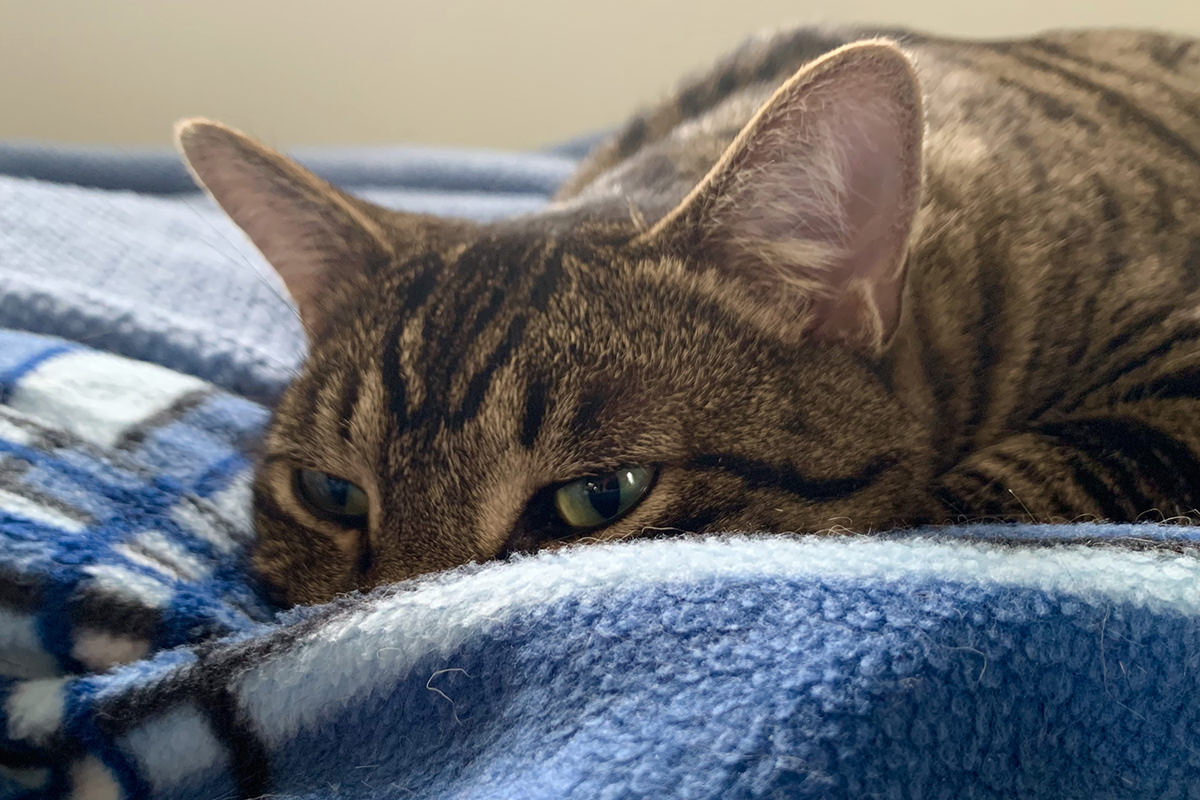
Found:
<box><xmin>2</xmin><ymin>1</ymin><xmax>1199</xmax><ymax>149</ymax></box>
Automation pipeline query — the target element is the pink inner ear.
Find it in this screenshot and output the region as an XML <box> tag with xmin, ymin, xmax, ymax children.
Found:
<box><xmin>809</xmin><ymin>93</ymin><xmax>913</xmax><ymax>345</ymax></box>
<box><xmin>691</xmin><ymin>44</ymin><xmax>923</xmax><ymax>350</ymax></box>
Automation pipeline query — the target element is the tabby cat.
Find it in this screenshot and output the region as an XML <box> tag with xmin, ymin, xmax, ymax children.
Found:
<box><xmin>178</xmin><ymin>26</ymin><xmax>1200</xmax><ymax>606</ymax></box>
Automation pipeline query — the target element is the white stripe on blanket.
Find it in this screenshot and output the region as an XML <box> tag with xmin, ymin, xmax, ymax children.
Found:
<box><xmin>237</xmin><ymin>534</ymin><xmax>1200</xmax><ymax>745</ymax></box>
<box><xmin>0</xmin><ymin>488</ymin><xmax>85</xmax><ymax>533</ymax></box>
<box><xmin>5</xmin><ymin>676</ymin><xmax>68</xmax><ymax>744</ymax></box>
<box><xmin>122</xmin><ymin>705</ymin><xmax>229</xmax><ymax>794</ymax></box>
<box><xmin>7</xmin><ymin>350</ymin><xmax>207</xmax><ymax>448</ymax></box>
<box><xmin>0</xmin><ymin>415</ymin><xmax>34</xmax><ymax>447</ymax></box>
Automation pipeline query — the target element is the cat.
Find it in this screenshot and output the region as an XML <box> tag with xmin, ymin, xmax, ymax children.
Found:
<box><xmin>177</xmin><ymin>26</ymin><xmax>1200</xmax><ymax>606</ymax></box>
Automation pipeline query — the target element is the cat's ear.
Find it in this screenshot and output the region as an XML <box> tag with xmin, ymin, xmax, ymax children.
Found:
<box><xmin>640</xmin><ymin>41</ymin><xmax>924</xmax><ymax>351</ymax></box>
<box><xmin>175</xmin><ymin>118</ymin><xmax>397</xmax><ymax>335</ymax></box>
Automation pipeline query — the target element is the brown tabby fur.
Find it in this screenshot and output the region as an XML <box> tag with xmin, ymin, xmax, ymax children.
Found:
<box><xmin>178</xmin><ymin>26</ymin><xmax>1200</xmax><ymax>606</ymax></box>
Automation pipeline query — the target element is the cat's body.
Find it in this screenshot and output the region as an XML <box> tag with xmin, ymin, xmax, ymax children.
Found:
<box><xmin>178</xmin><ymin>26</ymin><xmax>1200</xmax><ymax>605</ymax></box>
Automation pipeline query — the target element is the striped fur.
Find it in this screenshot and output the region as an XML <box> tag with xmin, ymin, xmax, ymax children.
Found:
<box><xmin>180</xmin><ymin>26</ymin><xmax>1200</xmax><ymax>605</ymax></box>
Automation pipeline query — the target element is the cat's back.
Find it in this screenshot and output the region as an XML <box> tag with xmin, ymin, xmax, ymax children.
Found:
<box><xmin>912</xmin><ymin>29</ymin><xmax>1200</xmax><ymax>216</ymax></box>
<box><xmin>885</xmin><ymin>29</ymin><xmax>1200</xmax><ymax>462</ymax></box>
<box><xmin>558</xmin><ymin>27</ymin><xmax>1200</xmax><ymax>227</ymax></box>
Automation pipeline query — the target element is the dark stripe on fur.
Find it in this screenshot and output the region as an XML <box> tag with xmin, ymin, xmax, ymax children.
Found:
<box><xmin>932</xmin><ymin>484</ymin><xmax>970</xmax><ymax>521</ymax></box>
<box><xmin>1064</xmin><ymin>441</ymin><xmax>1146</xmax><ymax>520</ymax></box>
<box><xmin>451</xmin><ymin>315</ymin><xmax>528</xmax><ymax>429</ymax></box>
<box><xmin>529</xmin><ymin>244</ymin><xmax>564</xmax><ymax>312</ymax></box>
<box><xmin>986</xmin><ymin>448</ymin><xmax>1075</xmax><ymax>518</ymax></box>
<box><xmin>1094</xmin><ymin>177</ymin><xmax>1128</xmax><ymax>279</ymax></box>
<box><xmin>520</xmin><ymin>376</ymin><xmax>549</xmax><ymax>449</ymax></box>
<box><xmin>995</xmin><ymin>76</ymin><xmax>1099</xmax><ymax>132</ymax></box>
<box><xmin>379</xmin><ymin>253</ymin><xmax>444</xmax><ymax>431</ymax></box>
<box><xmin>959</xmin><ymin>223</ymin><xmax>1007</xmax><ymax>457</ymax></box>
<box><xmin>1147</xmin><ymin>37</ymin><xmax>1194</xmax><ymax>70</ymax></box>
<box><xmin>1097</xmin><ymin>305</ymin><xmax>1171</xmax><ymax>369</ymax></box>
<box><xmin>1068</xmin><ymin>320</ymin><xmax>1200</xmax><ymax>411</ymax></box>
<box><xmin>1139</xmin><ymin>166</ymin><xmax>1178</xmax><ymax>233</ymax></box>
<box><xmin>1008</xmin><ymin>130</ymin><xmax>1050</xmax><ymax>187</ymax></box>
<box><xmin>961</xmin><ymin>467</ymin><xmax>1012</xmax><ymax>518</ymax></box>
<box><xmin>336</xmin><ymin>367</ymin><xmax>360</xmax><ymax>442</ymax></box>
<box><xmin>1124</xmin><ymin>367</ymin><xmax>1200</xmax><ymax>402</ymax></box>
<box><xmin>937</xmin><ymin>467</ymin><xmax>1008</xmax><ymax>519</ymax></box>
<box><xmin>658</xmin><ymin>500</ymin><xmax>749</xmax><ymax>536</ymax></box>
<box><xmin>381</xmin><ymin>319</ymin><xmax>409</xmax><ymax>430</ymax></box>
<box><xmin>400</xmin><ymin>253</ymin><xmax>443</xmax><ymax>314</ymax></box>
<box><xmin>1018</xmin><ymin>275</ymin><xmax>1082</xmax><ymax>426</ymax></box>
<box><xmin>569</xmin><ymin>390</ymin><xmax>606</xmax><ymax>441</ymax></box>
<box><xmin>1003</xmin><ymin>48</ymin><xmax>1200</xmax><ymax>167</ymax></box>
<box><xmin>689</xmin><ymin>453</ymin><xmax>893</xmax><ymax>501</ymax></box>
<box><xmin>613</xmin><ymin>116</ymin><xmax>649</xmax><ymax>162</ymax></box>
<box><xmin>465</xmin><ymin>287</ymin><xmax>506</xmax><ymax>343</ymax></box>
<box><xmin>1043</xmin><ymin>423</ymin><xmax>1156</xmax><ymax>517</ymax></box>
<box><xmin>1036</xmin><ymin>417</ymin><xmax>1200</xmax><ymax>516</ymax></box>
<box><xmin>1185</xmin><ymin>236</ymin><xmax>1200</xmax><ymax>292</ymax></box>
<box><xmin>1027</xmin><ymin>38</ymin><xmax>1200</xmax><ymax>116</ymax></box>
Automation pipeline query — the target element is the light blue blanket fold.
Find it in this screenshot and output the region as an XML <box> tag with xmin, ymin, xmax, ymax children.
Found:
<box><xmin>2</xmin><ymin>142</ymin><xmax>1200</xmax><ymax>799</ymax></box>
<box><xmin>0</xmin><ymin>140</ymin><xmax>584</xmax><ymax>194</ymax></box>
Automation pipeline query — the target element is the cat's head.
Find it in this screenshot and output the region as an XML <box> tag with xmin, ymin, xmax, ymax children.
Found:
<box><xmin>179</xmin><ymin>41</ymin><xmax>932</xmax><ymax>605</ymax></box>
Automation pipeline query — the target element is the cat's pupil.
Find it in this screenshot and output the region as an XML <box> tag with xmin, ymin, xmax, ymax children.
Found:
<box><xmin>586</xmin><ymin>475</ymin><xmax>623</xmax><ymax>519</ymax></box>
<box><xmin>326</xmin><ymin>477</ymin><xmax>349</xmax><ymax>507</ymax></box>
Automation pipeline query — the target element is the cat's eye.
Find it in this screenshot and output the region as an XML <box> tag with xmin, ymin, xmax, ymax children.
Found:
<box><xmin>294</xmin><ymin>469</ymin><xmax>369</xmax><ymax>526</ymax></box>
<box><xmin>554</xmin><ymin>466</ymin><xmax>654</xmax><ymax>529</ymax></box>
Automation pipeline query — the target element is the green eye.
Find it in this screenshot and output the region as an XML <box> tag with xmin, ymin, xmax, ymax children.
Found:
<box><xmin>554</xmin><ymin>466</ymin><xmax>654</xmax><ymax>529</ymax></box>
<box><xmin>295</xmin><ymin>469</ymin><xmax>369</xmax><ymax>525</ymax></box>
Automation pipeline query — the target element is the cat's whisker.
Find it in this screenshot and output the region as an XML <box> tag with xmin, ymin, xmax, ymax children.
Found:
<box><xmin>1135</xmin><ymin>507</ymin><xmax>1166</xmax><ymax>523</ymax></box>
<box><xmin>180</xmin><ymin>196</ymin><xmax>307</xmax><ymax>331</ymax></box>
<box><xmin>1007</xmin><ymin>488</ymin><xmax>1039</xmax><ymax>524</ymax></box>
<box><xmin>624</xmin><ymin>195</ymin><xmax>648</xmax><ymax>233</ymax></box>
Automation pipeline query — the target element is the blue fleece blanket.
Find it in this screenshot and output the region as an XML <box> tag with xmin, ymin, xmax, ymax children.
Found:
<box><xmin>2</xmin><ymin>144</ymin><xmax>1200</xmax><ymax>799</ymax></box>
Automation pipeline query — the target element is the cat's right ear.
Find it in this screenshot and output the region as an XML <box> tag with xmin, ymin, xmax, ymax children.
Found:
<box><xmin>177</xmin><ymin>119</ymin><xmax>407</xmax><ymax>336</ymax></box>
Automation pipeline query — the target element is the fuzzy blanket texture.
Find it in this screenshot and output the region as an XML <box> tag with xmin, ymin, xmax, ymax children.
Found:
<box><xmin>2</xmin><ymin>142</ymin><xmax>1200</xmax><ymax>800</ymax></box>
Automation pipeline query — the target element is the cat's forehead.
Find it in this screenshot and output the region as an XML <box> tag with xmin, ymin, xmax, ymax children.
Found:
<box><xmin>324</xmin><ymin>221</ymin><xmax>775</xmax><ymax>376</ymax></box>
<box><xmin>361</xmin><ymin>226</ymin><xmax>640</xmax><ymax>342</ymax></box>
<box><xmin>290</xmin><ymin>229</ymin><xmax>749</xmax><ymax>450</ymax></box>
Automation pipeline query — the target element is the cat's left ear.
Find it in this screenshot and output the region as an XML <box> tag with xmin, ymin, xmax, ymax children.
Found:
<box><xmin>640</xmin><ymin>40</ymin><xmax>924</xmax><ymax>352</ymax></box>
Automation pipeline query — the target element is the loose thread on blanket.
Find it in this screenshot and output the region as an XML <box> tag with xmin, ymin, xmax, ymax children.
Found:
<box><xmin>426</xmin><ymin>668</ymin><xmax>472</xmax><ymax>724</ymax></box>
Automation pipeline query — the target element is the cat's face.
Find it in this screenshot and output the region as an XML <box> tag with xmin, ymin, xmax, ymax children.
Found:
<box><xmin>251</xmin><ymin>227</ymin><xmax>931</xmax><ymax>603</ymax></box>
<box><xmin>179</xmin><ymin>40</ymin><xmax>930</xmax><ymax>605</ymax></box>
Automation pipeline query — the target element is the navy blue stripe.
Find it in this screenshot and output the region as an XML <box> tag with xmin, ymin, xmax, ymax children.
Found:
<box><xmin>0</xmin><ymin>345</ymin><xmax>75</xmax><ymax>404</ymax></box>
